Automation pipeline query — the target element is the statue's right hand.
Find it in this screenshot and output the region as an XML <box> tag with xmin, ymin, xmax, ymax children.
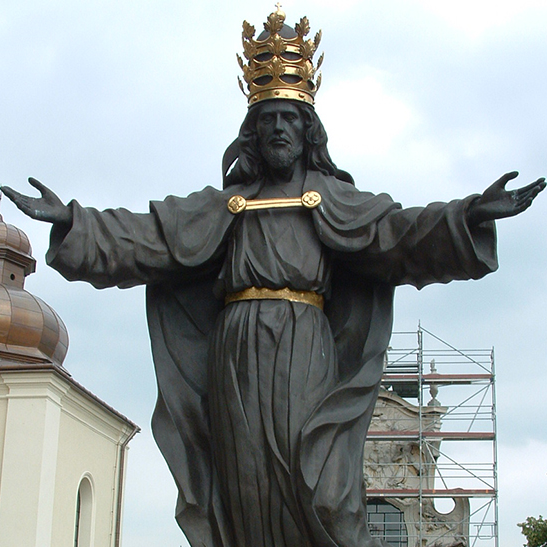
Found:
<box><xmin>1</xmin><ymin>178</ymin><xmax>73</xmax><ymax>225</ymax></box>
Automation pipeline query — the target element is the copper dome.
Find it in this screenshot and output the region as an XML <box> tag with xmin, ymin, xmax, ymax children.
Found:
<box><xmin>0</xmin><ymin>214</ymin><xmax>68</xmax><ymax>367</ymax></box>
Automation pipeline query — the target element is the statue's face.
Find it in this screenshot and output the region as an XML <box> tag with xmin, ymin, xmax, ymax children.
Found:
<box><xmin>256</xmin><ymin>101</ymin><xmax>305</xmax><ymax>171</ymax></box>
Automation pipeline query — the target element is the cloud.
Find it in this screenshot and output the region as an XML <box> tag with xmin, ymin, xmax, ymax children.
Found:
<box><xmin>320</xmin><ymin>69</ymin><xmax>416</xmax><ymax>158</ymax></box>
<box><xmin>498</xmin><ymin>439</ymin><xmax>547</xmax><ymax>546</ymax></box>
<box><xmin>416</xmin><ymin>0</ymin><xmax>547</xmax><ymax>39</ymax></box>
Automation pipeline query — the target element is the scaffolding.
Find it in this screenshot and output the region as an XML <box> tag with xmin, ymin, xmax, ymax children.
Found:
<box><xmin>365</xmin><ymin>325</ymin><xmax>498</xmax><ymax>547</ymax></box>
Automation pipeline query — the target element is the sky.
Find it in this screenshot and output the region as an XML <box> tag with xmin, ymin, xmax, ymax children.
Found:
<box><xmin>1</xmin><ymin>1</ymin><xmax>546</xmax><ymax>545</ymax></box>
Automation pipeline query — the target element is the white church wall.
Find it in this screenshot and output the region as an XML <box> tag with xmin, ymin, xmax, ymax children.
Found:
<box><xmin>0</xmin><ymin>367</ymin><xmax>137</xmax><ymax>547</ymax></box>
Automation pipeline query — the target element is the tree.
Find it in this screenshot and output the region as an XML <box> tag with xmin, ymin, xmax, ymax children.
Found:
<box><xmin>518</xmin><ymin>515</ymin><xmax>547</xmax><ymax>547</ymax></box>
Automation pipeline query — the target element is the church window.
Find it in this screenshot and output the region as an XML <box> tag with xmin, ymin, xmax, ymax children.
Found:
<box><xmin>74</xmin><ymin>476</ymin><xmax>93</xmax><ymax>547</ymax></box>
<box><xmin>367</xmin><ymin>499</ymin><xmax>408</xmax><ymax>547</ymax></box>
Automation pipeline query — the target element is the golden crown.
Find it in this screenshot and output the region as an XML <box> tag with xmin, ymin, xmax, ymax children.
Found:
<box><xmin>237</xmin><ymin>6</ymin><xmax>323</xmax><ymax>106</ymax></box>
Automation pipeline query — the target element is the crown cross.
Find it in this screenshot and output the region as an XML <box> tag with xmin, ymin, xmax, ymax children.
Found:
<box><xmin>237</xmin><ymin>8</ymin><xmax>323</xmax><ymax>106</ymax></box>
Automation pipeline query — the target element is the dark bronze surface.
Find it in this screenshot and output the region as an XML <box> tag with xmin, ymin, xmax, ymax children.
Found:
<box><xmin>0</xmin><ymin>95</ymin><xmax>544</xmax><ymax>546</ymax></box>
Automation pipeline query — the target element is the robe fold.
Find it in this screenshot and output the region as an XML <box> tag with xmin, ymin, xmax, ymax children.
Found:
<box><xmin>46</xmin><ymin>171</ymin><xmax>497</xmax><ymax>547</ymax></box>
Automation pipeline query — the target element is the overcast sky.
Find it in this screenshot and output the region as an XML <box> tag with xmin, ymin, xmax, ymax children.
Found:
<box><xmin>1</xmin><ymin>1</ymin><xmax>546</xmax><ymax>546</ymax></box>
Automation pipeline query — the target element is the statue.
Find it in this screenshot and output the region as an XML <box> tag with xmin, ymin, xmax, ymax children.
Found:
<box><xmin>2</xmin><ymin>7</ymin><xmax>544</xmax><ymax>547</ymax></box>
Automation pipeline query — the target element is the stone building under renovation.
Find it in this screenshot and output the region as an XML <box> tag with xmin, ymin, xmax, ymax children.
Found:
<box><xmin>364</xmin><ymin>327</ymin><xmax>497</xmax><ymax>547</ymax></box>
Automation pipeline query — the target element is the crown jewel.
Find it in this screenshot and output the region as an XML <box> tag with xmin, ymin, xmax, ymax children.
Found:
<box><xmin>237</xmin><ymin>6</ymin><xmax>323</xmax><ymax>106</ymax></box>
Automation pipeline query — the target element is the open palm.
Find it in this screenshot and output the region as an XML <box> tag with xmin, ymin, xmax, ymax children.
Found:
<box><xmin>1</xmin><ymin>178</ymin><xmax>72</xmax><ymax>225</ymax></box>
<box><xmin>467</xmin><ymin>171</ymin><xmax>545</xmax><ymax>225</ymax></box>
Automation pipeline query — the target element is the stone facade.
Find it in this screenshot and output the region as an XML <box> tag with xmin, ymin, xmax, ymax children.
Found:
<box><xmin>365</xmin><ymin>389</ymin><xmax>470</xmax><ymax>547</ymax></box>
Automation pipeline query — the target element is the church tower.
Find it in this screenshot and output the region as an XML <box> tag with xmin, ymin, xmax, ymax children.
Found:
<box><xmin>0</xmin><ymin>214</ymin><xmax>139</xmax><ymax>547</ymax></box>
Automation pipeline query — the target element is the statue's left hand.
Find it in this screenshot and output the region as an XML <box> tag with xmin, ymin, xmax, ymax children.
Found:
<box><xmin>467</xmin><ymin>171</ymin><xmax>545</xmax><ymax>226</ymax></box>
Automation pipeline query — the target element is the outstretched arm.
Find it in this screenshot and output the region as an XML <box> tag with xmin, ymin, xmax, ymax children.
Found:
<box><xmin>1</xmin><ymin>178</ymin><xmax>183</xmax><ymax>289</ymax></box>
<box><xmin>1</xmin><ymin>178</ymin><xmax>73</xmax><ymax>225</ymax></box>
<box><xmin>467</xmin><ymin>171</ymin><xmax>545</xmax><ymax>226</ymax></box>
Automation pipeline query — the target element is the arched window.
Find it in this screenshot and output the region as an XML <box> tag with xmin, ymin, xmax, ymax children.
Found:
<box><xmin>74</xmin><ymin>476</ymin><xmax>94</xmax><ymax>547</ymax></box>
<box><xmin>367</xmin><ymin>499</ymin><xmax>408</xmax><ymax>547</ymax></box>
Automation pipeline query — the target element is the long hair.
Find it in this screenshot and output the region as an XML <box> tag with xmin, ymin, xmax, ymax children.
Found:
<box><xmin>223</xmin><ymin>101</ymin><xmax>353</xmax><ymax>188</ymax></box>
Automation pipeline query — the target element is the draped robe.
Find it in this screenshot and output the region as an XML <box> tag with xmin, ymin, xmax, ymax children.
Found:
<box><xmin>46</xmin><ymin>171</ymin><xmax>498</xmax><ymax>546</ymax></box>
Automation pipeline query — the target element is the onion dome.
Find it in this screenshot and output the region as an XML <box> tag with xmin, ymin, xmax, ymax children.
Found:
<box><xmin>0</xmin><ymin>214</ymin><xmax>68</xmax><ymax>367</ymax></box>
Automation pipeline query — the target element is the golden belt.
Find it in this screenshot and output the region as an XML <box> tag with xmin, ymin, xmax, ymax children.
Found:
<box><xmin>225</xmin><ymin>287</ymin><xmax>324</xmax><ymax>310</ymax></box>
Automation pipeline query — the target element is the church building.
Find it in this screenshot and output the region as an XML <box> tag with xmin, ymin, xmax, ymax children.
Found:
<box><xmin>0</xmin><ymin>214</ymin><xmax>139</xmax><ymax>547</ymax></box>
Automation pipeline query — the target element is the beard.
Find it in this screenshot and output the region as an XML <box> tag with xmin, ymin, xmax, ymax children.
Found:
<box><xmin>260</xmin><ymin>142</ymin><xmax>304</xmax><ymax>171</ymax></box>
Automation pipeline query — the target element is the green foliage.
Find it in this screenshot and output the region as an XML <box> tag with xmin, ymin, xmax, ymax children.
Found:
<box><xmin>518</xmin><ymin>515</ymin><xmax>547</xmax><ymax>547</ymax></box>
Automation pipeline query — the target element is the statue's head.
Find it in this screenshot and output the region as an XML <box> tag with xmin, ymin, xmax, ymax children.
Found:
<box><xmin>224</xmin><ymin>99</ymin><xmax>337</xmax><ymax>187</ymax></box>
<box><xmin>223</xmin><ymin>8</ymin><xmax>353</xmax><ymax>188</ymax></box>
